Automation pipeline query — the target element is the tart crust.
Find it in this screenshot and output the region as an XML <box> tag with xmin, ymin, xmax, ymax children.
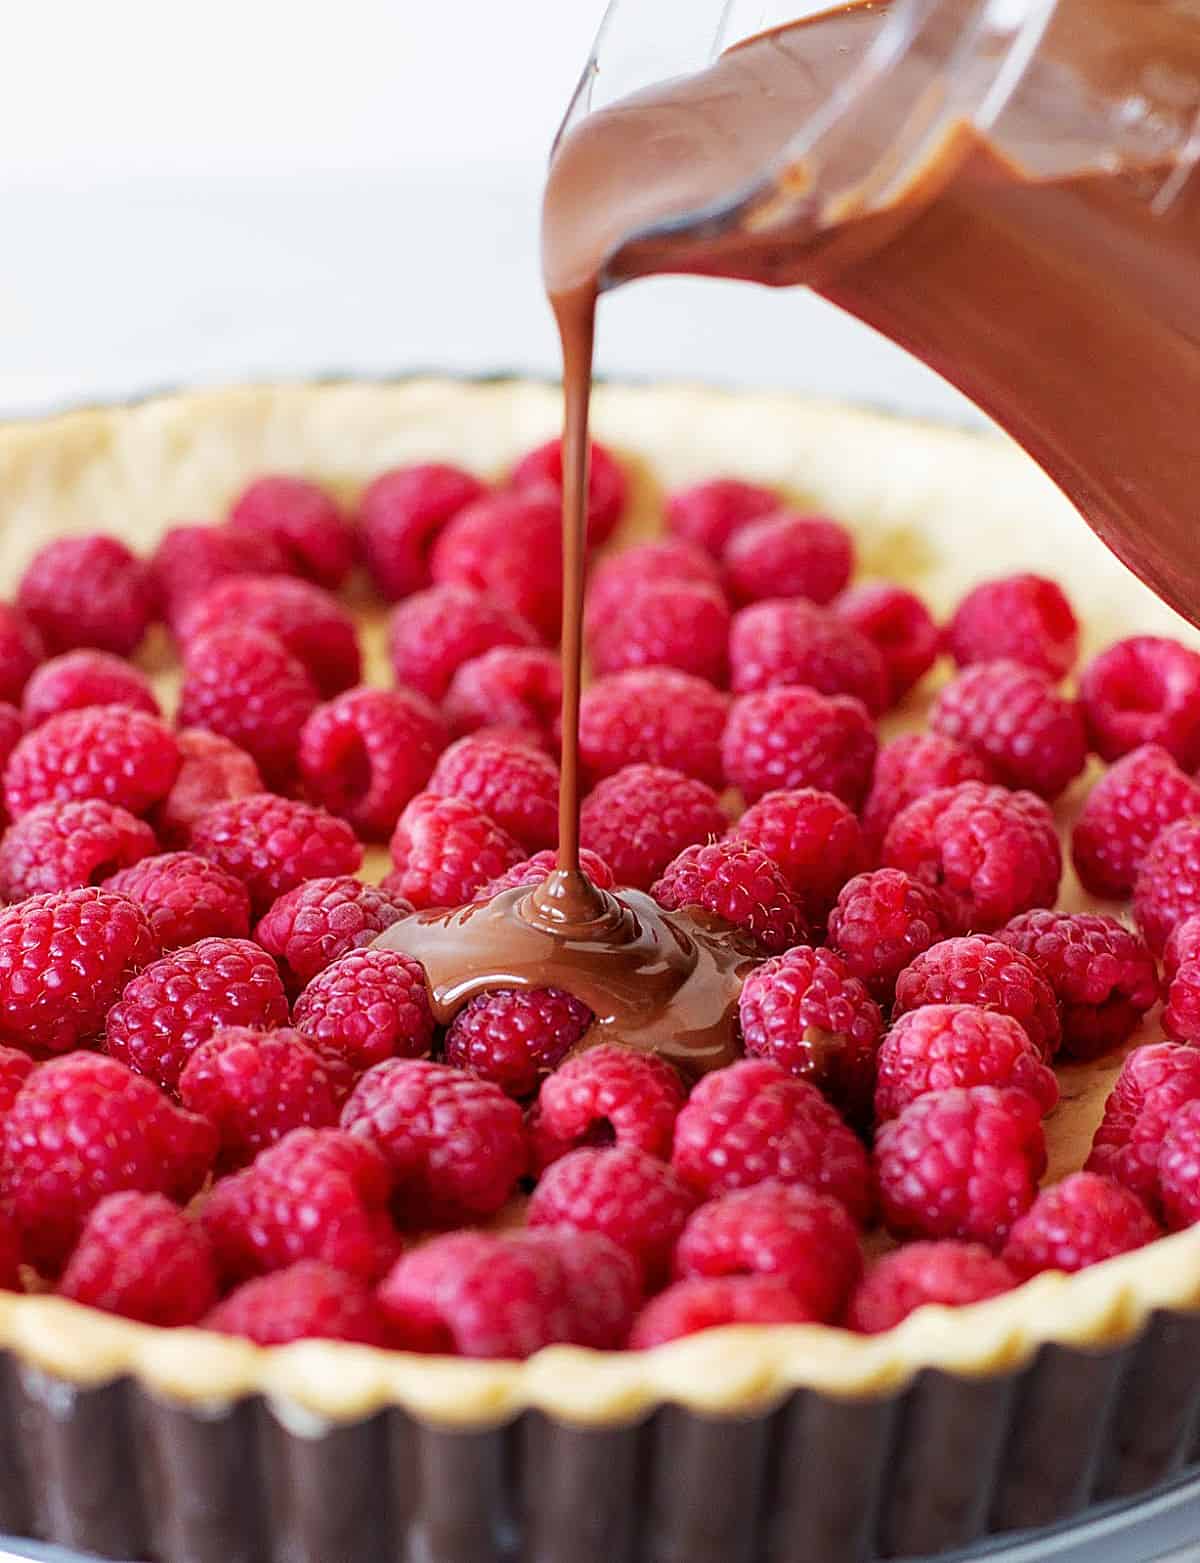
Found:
<box><xmin>1</xmin><ymin>376</ymin><xmax>1199</xmax><ymax>1430</ymax></box>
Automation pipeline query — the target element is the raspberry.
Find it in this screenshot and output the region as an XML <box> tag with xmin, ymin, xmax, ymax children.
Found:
<box><xmin>671</xmin><ymin>1059</ymin><xmax>874</xmax><ymax>1224</ymax></box>
<box><xmin>1135</xmin><ymin>817</ymin><xmax>1200</xmax><ymax>956</ymax></box>
<box><xmin>477</xmin><ymin>847</ymin><xmax>615</xmax><ymax>899</ymax></box>
<box><xmin>0</xmin><ymin>1048</ymin><xmax>35</xmax><ymax>1117</ymax></box>
<box><xmin>255</xmin><ymin>876</ymin><xmax>409</xmax><ymax>994</ymax></box>
<box><xmin>737</xmin><ymin>946</ymin><xmax>883</xmax><ymax>1122</ymax></box>
<box><xmin>579</xmin><ymin>764</ymin><xmax>726</xmax><ymax>891</ymax></box>
<box><xmin>728</xmin><ymin>787</ymin><xmax>865</xmax><ymax>924</ymax></box>
<box><xmin>875</xmin><ymin>1086</ymin><xmax>1047</xmax><ymax>1245</ymax></box>
<box><xmin>0</xmin><ymin>887</ymin><xmax>158</xmax><ymax>1055</ymax></box>
<box><xmin>729</xmin><ymin>598</ymin><xmax>888</xmax><ymax>716</ymax></box>
<box><xmin>4</xmin><ymin>704</ymin><xmax>180</xmax><ymax>820</ymax></box>
<box><xmin>58</xmin><ymin>1192</ymin><xmax>217</xmax><ymax>1326</ymax></box>
<box><xmin>579</xmin><ymin>669</ymin><xmax>729</xmax><ymax>789</ymax></box>
<box><xmin>299</xmin><ymin>687</ymin><xmax>446</xmax><ymax>839</ymax></box>
<box><xmin>342</xmin><ymin>1057</ymin><xmax>526</xmax><ymax>1225</ymax></box>
<box><xmin>227</xmin><ymin>474</ymin><xmax>356</xmax><ymax>589</ymax></box>
<box><xmin>825</xmin><ymin>869</ymin><xmax>950</xmax><ymax>1001</ymax></box>
<box><xmin>931</xmin><ymin>660</ymin><xmax>1087</xmax><ymax>799</ymax></box>
<box><xmin>585</xmin><ymin>541</ymin><xmax>722</xmax><ymax>637</ymax></box>
<box><xmin>388</xmin><ymin>585</ymin><xmax>538</xmax><ymax>702</ymax></box>
<box><xmin>3</xmin><ymin>1053</ymin><xmax>215</xmax><ymax>1273</ymax></box>
<box><xmin>204</xmin><ymin>1261</ymin><xmax>386</xmax><ymax>1346</ymax></box>
<box><xmin>724</xmin><ymin>511</ymin><xmax>853</xmax><ymax>607</ymax></box>
<box><xmin>652</xmin><ymin>839</ymin><xmax>808</xmax><ymax>955</ymax></box>
<box><xmin>359</xmin><ymin>463</ymin><xmax>489</xmax><ymax>600</ymax></box>
<box><xmin>665</xmin><ymin>477</ymin><xmax>780</xmax><ymax>557</ymax></box>
<box><xmin>834</xmin><ymin>583</ymin><xmax>941</xmax><ymax>706</ymax></box>
<box><xmin>846</xmin><ymin>1242</ymin><xmax>1018</xmax><ymax>1333</ymax></box>
<box><xmin>444</xmin><ymin>986</ymin><xmax>593</xmax><ymax>1099</ymax></box>
<box><xmin>190</xmin><ymin>793</ymin><xmax>362</xmax><ymax>916</ymax></box>
<box><xmin>1080</xmin><ymin>636</ymin><xmax>1200</xmax><ymax>768</ymax></box>
<box><xmin>152</xmin><ymin>729</ymin><xmax>264</xmax><ymax>849</ymax></box>
<box><xmin>1086</xmin><ymin>1043</ymin><xmax>1200</xmax><ymax>1203</ymax></box>
<box><xmin>1072</xmin><ymin>745</ymin><xmax>1200</xmax><ymax>899</ymax></box>
<box><xmin>893</xmin><ymin>935</ymin><xmax>1062</xmax><ymax>1059</ymax></box>
<box><xmin>509</xmin><ymin>436</ymin><xmax>627</xmax><ymax>546</ymax></box>
<box><xmin>528</xmin><ymin>1044</ymin><xmax>685</xmax><ymax>1169</ymax></box>
<box><xmin>1163</xmin><ymin>916</ymin><xmax>1200</xmax><ymax>1043</ymax></box>
<box><xmin>105</xmin><ymin>937</ymin><xmax>289</xmax><ymax>1092</ymax></box>
<box><xmin>1156</xmin><ymin>1099</ymin><xmax>1200</xmax><ymax>1229</ymax></box>
<box><xmin>389</xmin><ymin>792</ymin><xmax>524</xmax><ymax>908</ymax></box>
<box><xmin>1002</xmin><ymin>1171</ymin><xmax>1161</xmax><ymax>1278</ymax></box>
<box><xmin>947</xmin><ymin>574</ymin><xmax>1079</xmax><ymax>680</ymax></box>
<box><xmin>105</xmin><ymin>851</ymin><xmax>251</xmax><ymax>951</ymax></box>
<box><xmin>0</xmin><ymin>1206</ymin><xmax>22</xmax><ymax>1291</ymax></box>
<box><xmin>176</xmin><ymin>628</ymin><xmax>318</xmax><ymax>789</ymax></box>
<box><xmin>0</xmin><ymin>706</ymin><xmax>23</xmax><ymax>820</ymax></box>
<box><xmin>630</xmin><ymin>1276</ymin><xmax>817</xmax><ymax>1348</ymax></box>
<box><xmin>0</xmin><ymin>798</ymin><xmax>156</xmax><ymax>900</ymax></box>
<box><xmin>588</xmin><ymin>579</ymin><xmax>731</xmax><ymax>686</ymax></box>
<box><xmin>883</xmin><ymin>782</ymin><xmax>1061</xmax><ymax>934</ymax></box>
<box><xmin>996</xmin><ymin>910</ymin><xmax>1158</xmax><ymax>1059</ymax></box>
<box><xmin>201</xmin><ymin>1127</ymin><xmax>397</xmax><ymax>1282</ymax></box>
<box><xmin>293</xmin><ymin>947</ymin><xmax>433</xmax><ymax>1086</ymax></box>
<box><xmin>430</xmin><ymin>488</ymin><xmax>563</xmax><ymax>641</ymax></box>
<box><xmin>150</xmin><ymin>522</ymin><xmax>289</xmax><ymax>630</ymax></box>
<box><xmin>673</xmin><ymin>1181</ymin><xmax>862</xmax><ymax>1321</ymax></box>
<box><xmin>861</xmin><ymin>733</ymin><xmax>993</xmax><ymax>855</ymax></box>
<box><xmin>0</xmin><ymin>603</ymin><xmax>44</xmax><ymax>706</ymax></box>
<box><xmin>722</xmin><ymin>687</ymin><xmax>877</xmax><ymax>809</ymax></box>
<box><xmin>18</xmin><ymin>535</ymin><xmax>156</xmax><ymax>657</ymax></box>
<box><xmin>22</xmin><ymin>650</ymin><xmax>158</xmax><ymax>728</ymax></box>
<box><xmin>874</xmin><ymin>1005</ymin><xmax>1059</xmax><ymax>1122</ymax></box>
<box><xmin>427</xmin><ymin>735</ymin><xmax>558</xmax><ymax>853</ymax></box>
<box><xmin>444</xmin><ymin>647</ymin><xmax>563</xmax><ymax>751</ymax></box>
<box><xmin>513</xmin><ymin>1229</ymin><xmax>642</xmax><ymax>1349</ymax></box>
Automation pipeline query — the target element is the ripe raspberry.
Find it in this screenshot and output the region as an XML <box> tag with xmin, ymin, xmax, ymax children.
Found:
<box><xmin>528</xmin><ymin>1044</ymin><xmax>685</xmax><ymax>1169</ymax></box>
<box><xmin>359</xmin><ymin>462</ymin><xmax>488</xmax><ymax>600</ymax></box>
<box><xmin>883</xmin><ymin>782</ymin><xmax>1061</xmax><ymax>934</ymax></box>
<box><xmin>388</xmin><ymin>585</ymin><xmax>538</xmax><ymax>702</ymax></box>
<box><xmin>1135</xmin><ymin>817</ymin><xmax>1200</xmax><ymax>956</ymax></box>
<box><xmin>513</xmin><ymin>1228</ymin><xmax>642</xmax><ymax>1350</ymax></box>
<box><xmin>0</xmin><ymin>1047</ymin><xmax>35</xmax><ymax>1117</ymax></box>
<box><xmin>227</xmin><ymin>474</ymin><xmax>356</xmax><ymax>589</ymax></box>
<box><xmin>152</xmin><ymin>729</ymin><xmax>264</xmax><ymax>849</ymax></box>
<box><xmin>834</xmin><ymin>583</ymin><xmax>941</xmax><ymax>706</ymax></box>
<box><xmin>342</xmin><ymin>1057</ymin><xmax>526</xmax><ymax>1225</ymax></box>
<box><xmin>293</xmin><ymin>948</ymin><xmax>433</xmax><ymax>1079</ymax></box>
<box><xmin>996</xmin><ymin>910</ymin><xmax>1158</xmax><ymax>1059</ymax></box>
<box><xmin>1086</xmin><ymin>1043</ymin><xmax>1200</xmax><ymax>1204</ymax></box>
<box><xmin>0</xmin><ymin>705</ymin><xmax>23</xmax><ymax>820</ymax></box>
<box><xmin>0</xmin><ymin>887</ymin><xmax>158</xmax><ymax>1055</ymax></box>
<box><xmin>671</xmin><ymin>1059</ymin><xmax>874</xmax><ymax>1224</ymax></box>
<box><xmin>674</xmin><ymin>1181</ymin><xmax>862</xmax><ymax>1321</ymax></box>
<box><xmin>630</xmin><ymin>1276</ymin><xmax>817</xmax><ymax>1348</ymax></box>
<box><xmin>150</xmin><ymin>521</ymin><xmax>288</xmax><ymax>630</ymax></box>
<box><xmin>1072</xmin><ymin>745</ymin><xmax>1200</xmax><ymax>899</ymax></box>
<box><xmin>300</xmin><ymin>687</ymin><xmax>446</xmax><ymax>839</ymax></box>
<box><xmin>477</xmin><ymin>847</ymin><xmax>615</xmax><ymax>899</ymax></box>
<box><xmin>893</xmin><ymin>935</ymin><xmax>1062</xmax><ymax>1059</ymax></box>
<box><xmin>190</xmin><ymin>793</ymin><xmax>362</xmax><ymax>916</ymax></box>
<box><xmin>729</xmin><ymin>598</ymin><xmax>888</xmax><ymax>714</ymax></box>
<box><xmin>1163</xmin><ymin>916</ymin><xmax>1200</xmax><ymax>1043</ymax></box>
<box><xmin>728</xmin><ymin>787</ymin><xmax>865</xmax><ymax>924</ymax></box>
<box><xmin>1002</xmin><ymin>1171</ymin><xmax>1160</xmax><ymax>1278</ymax></box>
<box><xmin>874</xmin><ymin>1005</ymin><xmax>1059</xmax><ymax>1123</ymax></box>
<box><xmin>589</xmin><ymin>579</ymin><xmax>731</xmax><ymax>686</ymax></box>
<box><xmin>861</xmin><ymin>733</ymin><xmax>993</xmax><ymax>855</ymax></box>
<box><xmin>652</xmin><ymin>839</ymin><xmax>808</xmax><ymax>955</ymax></box>
<box><xmin>722</xmin><ymin>687</ymin><xmax>877</xmax><ymax>809</ymax></box>
<box><xmin>204</xmin><ymin>1261</ymin><xmax>386</xmax><ymax>1346</ymax></box>
<box><xmin>22</xmin><ymin>650</ymin><xmax>158</xmax><ymax>728</ymax></box>
<box><xmin>4</xmin><ymin>704</ymin><xmax>180</xmax><ymax>820</ymax></box>
<box><xmin>58</xmin><ymin>1192</ymin><xmax>217</xmax><ymax>1326</ymax></box>
<box><xmin>846</xmin><ymin>1242</ymin><xmax>1018</xmax><ymax>1333</ymax></box>
<box><xmin>875</xmin><ymin>1086</ymin><xmax>1047</xmax><ymax>1245</ymax></box>
<box><xmin>931</xmin><ymin>660</ymin><xmax>1087</xmax><ymax>800</ymax></box>
<box><xmin>3</xmin><ymin>1053</ymin><xmax>215</xmax><ymax>1273</ymax></box>
<box><xmin>18</xmin><ymin>535</ymin><xmax>156</xmax><ymax>657</ymax></box>
<box><xmin>665</xmin><ymin>477</ymin><xmax>780</xmax><ymax>557</ymax></box>
<box><xmin>724</xmin><ymin>511</ymin><xmax>853</xmax><ymax>608</ymax></box>
<box><xmin>585</xmin><ymin>541</ymin><xmax>722</xmax><ymax>638</ymax></box>
<box><xmin>0</xmin><ymin>798</ymin><xmax>156</xmax><ymax>900</ymax></box>
<box><xmin>0</xmin><ymin>603</ymin><xmax>44</xmax><ymax>706</ymax></box>
<box><xmin>255</xmin><ymin>876</ymin><xmax>409</xmax><ymax>993</ymax></box>
<box><xmin>947</xmin><ymin>574</ymin><xmax>1079</xmax><ymax>680</ymax></box>
<box><xmin>1155</xmin><ymin>1099</ymin><xmax>1200</xmax><ymax>1229</ymax></box>
<box><xmin>444</xmin><ymin>647</ymin><xmax>562</xmax><ymax>752</ymax></box>
<box><xmin>1080</xmin><ymin>636</ymin><xmax>1200</xmax><ymax>768</ymax></box>
<box><xmin>389</xmin><ymin>792</ymin><xmax>524</xmax><ymax>908</ymax></box>
<box><xmin>509</xmin><ymin>436</ymin><xmax>627</xmax><ymax>546</ymax></box>
<box><xmin>444</xmin><ymin>986</ymin><xmax>593</xmax><ymax>1099</ymax></box>
<box><xmin>105</xmin><ymin>851</ymin><xmax>251</xmax><ymax>951</ymax></box>
<box><xmin>430</xmin><ymin>488</ymin><xmax>563</xmax><ymax>641</ymax></box>
<box><xmin>825</xmin><ymin>869</ymin><xmax>950</xmax><ymax>1002</ymax></box>
<box><xmin>579</xmin><ymin>669</ymin><xmax>729</xmax><ymax>789</ymax></box>
<box><xmin>427</xmin><ymin>736</ymin><xmax>558</xmax><ymax>853</ymax></box>
<box><xmin>579</xmin><ymin>764</ymin><xmax>725</xmax><ymax>891</ymax></box>
<box><xmin>105</xmin><ymin>937</ymin><xmax>289</xmax><ymax>1092</ymax></box>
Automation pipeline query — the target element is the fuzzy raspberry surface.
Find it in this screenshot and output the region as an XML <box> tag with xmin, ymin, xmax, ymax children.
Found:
<box><xmin>22</xmin><ymin>650</ymin><xmax>158</xmax><ymax>728</ymax></box>
<box><xmin>0</xmin><ymin>798</ymin><xmax>156</xmax><ymax>901</ymax></box>
<box><xmin>529</xmin><ymin>1044</ymin><xmax>685</xmax><ymax>1170</ymax></box>
<box><xmin>0</xmin><ymin>603</ymin><xmax>44</xmax><ymax>707</ymax></box>
<box><xmin>4</xmin><ymin>704</ymin><xmax>181</xmax><ymax>821</ymax></box>
<box><xmin>153</xmin><ymin>729</ymin><xmax>264</xmax><ymax>849</ymax></box>
<box><xmin>825</xmin><ymin>868</ymin><xmax>949</xmax><ymax>1002</ymax></box>
<box><xmin>444</xmin><ymin>986</ymin><xmax>593</xmax><ymax>1099</ymax></box>
<box><xmin>579</xmin><ymin>764</ymin><xmax>726</xmax><ymax>892</ymax></box>
<box><xmin>227</xmin><ymin>474</ymin><xmax>356</xmax><ymax>589</ymax></box>
<box><xmin>430</xmin><ymin>488</ymin><xmax>564</xmax><ymax>641</ymax></box>
<box><xmin>874</xmin><ymin>1005</ymin><xmax>1059</xmax><ymax>1123</ymax></box>
<box><xmin>1071</xmin><ymin>744</ymin><xmax>1200</xmax><ymax>900</ymax></box>
<box><xmin>722</xmin><ymin>687</ymin><xmax>878</xmax><ymax>809</ymax></box>
<box><xmin>190</xmin><ymin>793</ymin><xmax>362</xmax><ymax>916</ymax></box>
<box><xmin>204</xmin><ymin>1261</ymin><xmax>386</xmax><ymax>1346</ymax></box>
<box><xmin>389</xmin><ymin>792</ymin><xmax>524</xmax><ymax>908</ymax></box>
<box><xmin>104</xmin><ymin>851</ymin><xmax>251</xmax><ymax>950</ymax></box>
<box><xmin>665</xmin><ymin>477</ymin><xmax>780</xmax><ymax>556</ymax></box>
<box><xmin>293</xmin><ymin>947</ymin><xmax>435</xmax><ymax>1077</ymax></box>
<box><xmin>588</xmin><ymin>578</ymin><xmax>731</xmax><ymax>686</ymax></box>
<box><xmin>727</xmin><ymin>787</ymin><xmax>865</xmax><ymax>924</ymax></box>
<box><xmin>1086</xmin><ymin>1043</ymin><xmax>1200</xmax><ymax>1205</ymax></box>
<box><xmin>1163</xmin><ymin>916</ymin><xmax>1200</xmax><ymax>1044</ymax></box>
<box><xmin>586</xmin><ymin>540</ymin><xmax>722</xmax><ymax>636</ymax></box>
<box><xmin>652</xmin><ymin>838</ymin><xmax>809</xmax><ymax>954</ymax></box>
<box><xmin>1135</xmin><ymin>817</ymin><xmax>1200</xmax><ymax>957</ymax></box>
<box><xmin>255</xmin><ymin>875</ymin><xmax>410</xmax><ymax>992</ymax></box>
<box><xmin>846</xmin><ymin>1242</ymin><xmax>1018</xmax><ymax>1333</ymax></box>
<box><xmin>860</xmin><ymin>732</ymin><xmax>992</xmax><ymax>855</ymax></box>
<box><xmin>1002</xmin><ymin>1171</ymin><xmax>1161</xmax><ymax>1277</ymax></box>
<box><xmin>150</xmin><ymin>522</ymin><xmax>288</xmax><ymax>630</ymax></box>
<box><xmin>630</xmin><ymin>1276</ymin><xmax>818</xmax><ymax>1348</ymax></box>
<box><xmin>509</xmin><ymin>436</ymin><xmax>627</xmax><ymax>546</ymax></box>
<box><xmin>444</xmin><ymin>646</ymin><xmax>563</xmax><ymax>752</ymax></box>
<box><xmin>388</xmin><ymin>584</ymin><xmax>539</xmax><ymax>703</ymax></box>
<box><xmin>729</xmin><ymin>598</ymin><xmax>888</xmax><ymax>714</ymax></box>
<box><xmin>58</xmin><ymin>1192</ymin><xmax>218</xmax><ymax>1326</ymax></box>
<box><xmin>18</xmin><ymin>535</ymin><xmax>156</xmax><ymax>658</ymax></box>
<box><xmin>931</xmin><ymin>659</ymin><xmax>1087</xmax><ymax>800</ymax></box>
<box><xmin>1079</xmin><ymin>635</ymin><xmax>1200</xmax><ymax>768</ymax></box>
<box><xmin>359</xmin><ymin>462</ymin><xmax>489</xmax><ymax>600</ymax></box>
<box><xmin>579</xmin><ymin>668</ymin><xmax>729</xmax><ymax>789</ymax></box>
<box><xmin>835</xmin><ymin>583</ymin><xmax>941</xmax><ymax>706</ymax></box>
<box><xmin>892</xmin><ymin>935</ymin><xmax>1062</xmax><ymax>1059</ymax></box>
<box><xmin>724</xmin><ymin>511</ymin><xmax>853</xmax><ymax>607</ymax></box>
<box><xmin>427</xmin><ymin>735</ymin><xmax>559</xmax><ymax>853</ymax></box>
<box><xmin>1156</xmin><ymin>1099</ymin><xmax>1200</xmax><ymax>1231</ymax></box>
<box><xmin>946</xmin><ymin>574</ymin><xmax>1079</xmax><ymax>680</ymax></box>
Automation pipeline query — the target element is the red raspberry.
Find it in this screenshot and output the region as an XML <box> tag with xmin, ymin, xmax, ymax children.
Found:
<box><xmin>0</xmin><ymin>1205</ymin><xmax>22</xmax><ymax>1291</ymax></box>
<box><xmin>1156</xmin><ymin>1099</ymin><xmax>1200</xmax><ymax>1229</ymax></box>
<box><xmin>150</xmin><ymin>521</ymin><xmax>289</xmax><ymax>630</ymax></box>
<box><xmin>1080</xmin><ymin>636</ymin><xmax>1200</xmax><ymax>768</ymax></box>
<box><xmin>513</xmin><ymin>1228</ymin><xmax>642</xmax><ymax>1349</ymax></box>
<box><xmin>389</xmin><ymin>792</ymin><xmax>524</xmax><ymax>908</ymax></box>
<box><xmin>0</xmin><ymin>1047</ymin><xmax>35</xmax><ymax>1117</ymax></box>
<box><xmin>388</xmin><ymin>585</ymin><xmax>538</xmax><ymax>702</ymax></box>
<box><xmin>728</xmin><ymin>787</ymin><xmax>865</xmax><ymax>924</ymax></box>
<box><xmin>22</xmin><ymin>650</ymin><xmax>158</xmax><ymax>728</ymax></box>
<box><xmin>427</xmin><ymin>735</ymin><xmax>558</xmax><ymax>853</ymax></box>
<box><xmin>588</xmin><ymin>579</ymin><xmax>731</xmax><ymax>686</ymax></box>
<box><xmin>299</xmin><ymin>687</ymin><xmax>446</xmax><ymax>839</ymax></box>
<box><xmin>227</xmin><ymin>474</ymin><xmax>355</xmax><ymax>589</ymax></box>
<box><xmin>1135</xmin><ymin>817</ymin><xmax>1200</xmax><ymax>956</ymax></box>
<box><xmin>1072</xmin><ymin>744</ymin><xmax>1200</xmax><ymax>899</ymax></box>
<box><xmin>255</xmin><ymin>876</ymin><xmax>410</xmax><ymax>993</ymax></box>
<box><xmin>996</xmin><ymin>910</ymin><xmax>1158</xmax><ymax>1059</ymax></box>
<box><xmin>18</xmin><ymin>535</ymin><xmax>156</xmax><ymax>657</ymax></box>
<box><xmin>204</xmin><ymin>1261</ymin><xmax>386</xmax><ymax>1346</ymax></box>
<box><xmin>931</xmin><ymin>660</ymin><xmax>1087</xmax><ymax>800</ymax></box>
<box><xmin>293</xmin><ymin>948</ymin><xmax>434</xmax><ymax>1077</ymax></box>
<box><xmin>671</xmin><ymin>1059</ymin><xmax>874</xmax><ymax>1224</ymax></box>
<box><xmin>0</xmin><ymin>705</ymin><xmax>23</xmax><ymax>820</ymax></box>
<box><xmin>883</xmin><ymin>782</ymin><xmax>1061</xmax><ymax>934</ymax></box>
<box><xmin>579</xmin><ymin>764</ymin><xmax>726</xmax><ymax>892</ymax></box>
<box><xmin>190</xmin><ymin>793</ymin><xmax>362</xmax><ymax>915</ymax></box>
<box><xmin>430</xmin><ymin>488</ymin><xmax>563</xmax><ymax>641</ymax></box>
<box><xmin>0</xmin><ymin>798</ymin><xmax>156</xmax><ymax>900</ymax></box>
<box><xmin>4</xmin><ymin>704</ymin><xmax>180</xmax><ymax>821</ymax></box>
<box><xmin>861</xmin><ymin>733</ymin><xmax>993</xmax><ymax>855</ymax></box>
<box><xmin>443</xmin><ymin>647</ymin><xmax>562</xmax><ymax>751</ymax></box>
<box><xmin>722</xmin><ymin>687</ymin><xmax>877</xmax><ymax>809</ymax></box>
<box><xmin>630</xmin><ymin>1276</ymin><xmax>817</xmax><ymax>1348</ymax></box>
<box><xmin>528</xmin><ymin>1044</ymin><xmax>685</xmax><ymax>1169</ymax></box>
<box><xmin>509</xmin><ymin>436</ymin><xmax>627</xmax><ymax>546</ymax></box>
<box><xmin>0</xmin><ymin>603</ymin><xmax>44</xmax><ymax>706</ymax></box>
<box><xmin>737</xmin><ymin>946</ymin><xmax>883</xmax><ymax>1122</ymax></box>
<box><xmin>477</xmin><ymin>847</ymin><xmax>615</xmax><ymax>899</ymax></box>
<box><xmin>152</xmin><ymin>729</ymin><xmax>263</xmax><ymax>849</ymax></box>
<box><xmin>3</xmin><ymin>1053</ymin><xmax>215</xmax><ymax>1273</ymax></box>
<box><xmin>105</xmin><ymin>851</ymin><xmax>251</xmax><ymax>950</ymax></box>
<box><xmin>1163</xmin><ymin>916</ymin><xmax>1200</xmax><ymax>1043</ymax></box>
<box><xmin>893</xmin><ymin>935</ymin><xmax>1062</xmax><ymax>1059</ymax></box>
<box><xmin>585</xmin><ymin>541</ymin><xmax>722</xmax><ymax>638</ymax></box>
<box><xmin>846</xmin><ymin>1242</ymin><xmax>1018</xmax><ymax>1333</ymax></box>
<box><xmin>724</xmin><ymin>511</ymin><xmax>852</xmax><ymax>607</ymax></box>
<box><xmin>1086</xmin><ymin>1042</ymin><xmax>1200</xmax><ymax>1203</ymax></box>
<box><xmin>947</xmin><ymin>574</ymin><xmax>1079</xmax><ymax>680</ymax></box>
<box><xmin>342</xmin><ymin>1057</ymin><xmax>526</xmax><ymax>1225</ymax></box>
<box><xmin>652</xmin><ymin>839</ymin><xmax>808</xmax><ymax>955</ymax></box>
<box><xmin>202</xmin><ymin>1127</ymin><xmax>397</xmax><ymax>1282</ymax></box>
<box><xmin>875</xmin><ymin>1086</ymin><xmax>1047</xmax><ymax>1245</ymax></box>
<box><xmin>834</xmin><ymin>583</ymin><xmax>941</xmax><ymax>706</ymax></box>
<box><xmin>674</xmin><ymin>1181</ymin><xmax>862</xmax><ymax>1321</ymax></box>
<box><xmin>729</xmin><ymin>598</ymin><xmax>887</xmax><ymax>715</ymax></box>
<box><xmin>105</xmin><ymin>936</ymin><xmax>289</xmax><ymax>1091</ymax></box>
<box><xmin>0</xmin><ymin>886</ymin><xmax>158</xmax><ymax>1055</ymax></box>
<box><xmin>825</xmin><ymin>869</ymin><xmax>950</xmax><ymax>1002</ymax></box>
<box><xmin>874</xmin><ymin>1005</ymin><xmax>1059</xmax><ymax>1123</ymax></box>
<box><xmin>58</xmin><ymin>1192</ymin><xmax>217</xmax><ymax>1326</ymax></box>
<box><xmin>665</xmin><ymin>477</ymin><xmax>780</xmax><ymax>557</ymax></box>
<box><xmin>359</xmin><ymin>463</ymin><xmax>488</xmax><ymax>600</ymax></box>
<box><xmin>444</xmin><ymin>986</ymin><xmax>593</xmax><ymax>1099</ymax></box>
<box><xmin>1002</xmin><ymin>1171</ymin><xmax>1160</xmax><ymax>1278</ymax></box>
<box><xmin>579</xmin><ymin>669</ymin><xmax>729</xmax><ymax>789</ymax></box>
